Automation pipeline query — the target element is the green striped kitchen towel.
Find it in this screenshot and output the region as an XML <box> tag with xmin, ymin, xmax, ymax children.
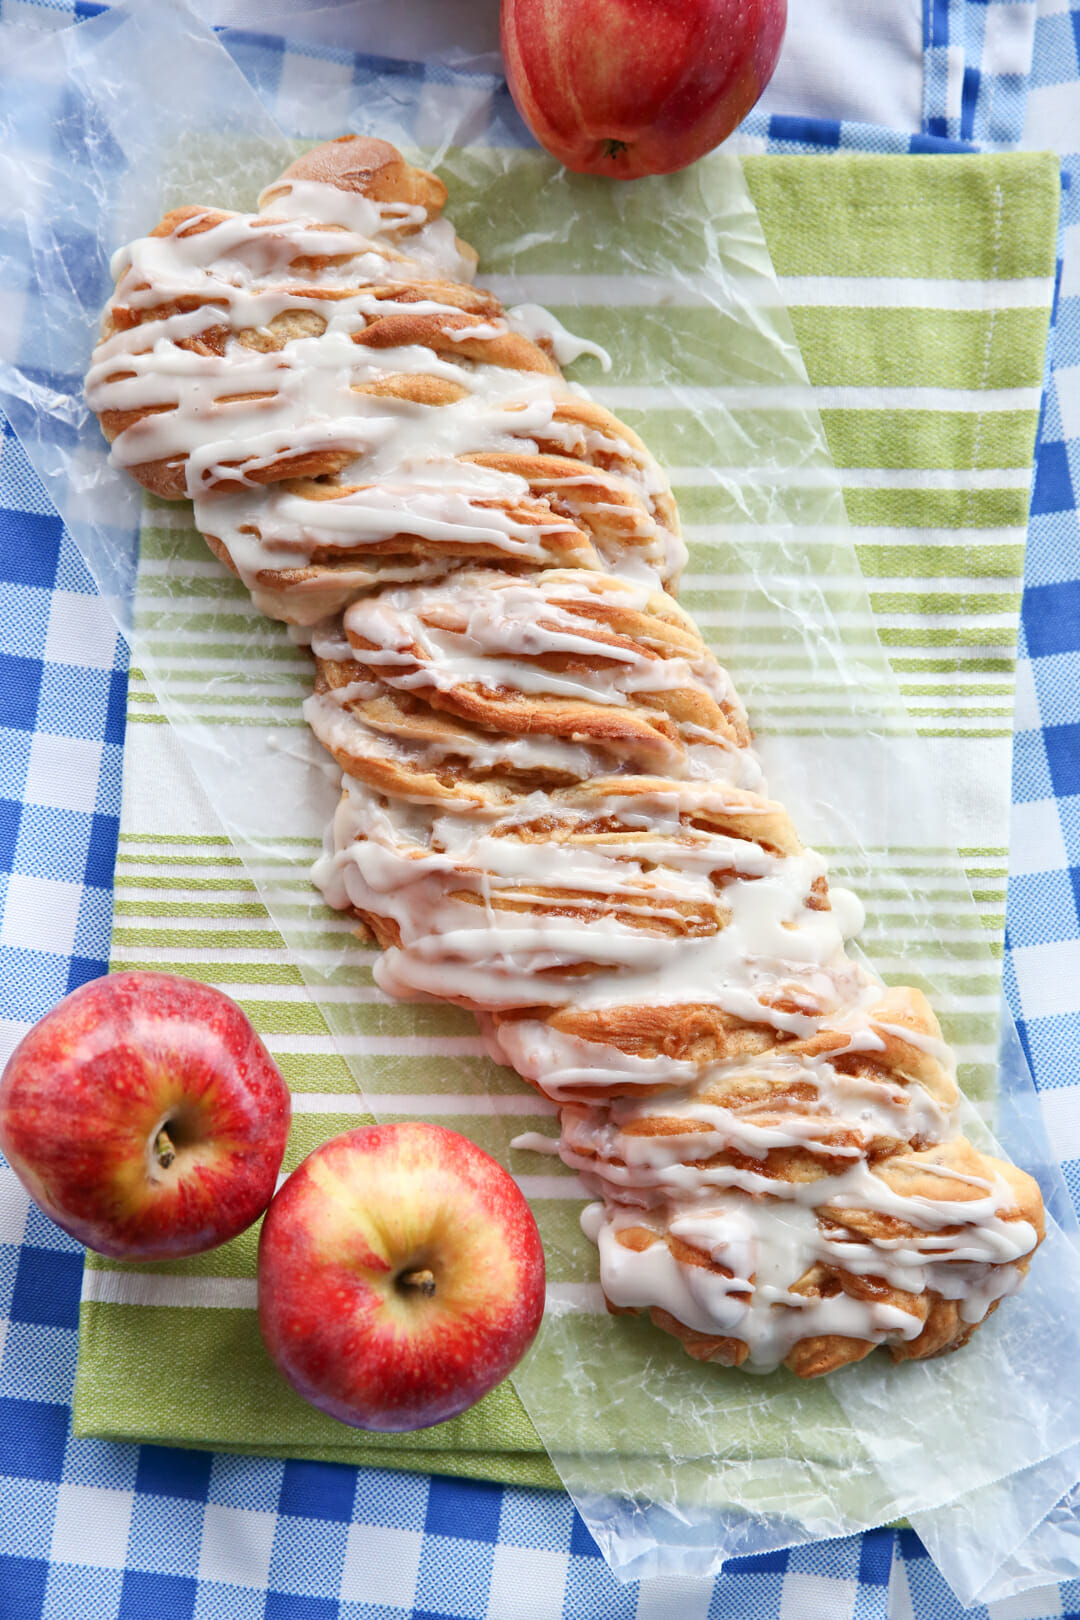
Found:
<box><xmin>74</xmin><ymin>152</ymin><xmax>1059</xmax><ymax>1490</ymax></box>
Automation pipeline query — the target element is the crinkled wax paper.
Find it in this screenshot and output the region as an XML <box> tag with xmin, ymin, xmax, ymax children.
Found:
<box><xmin>3</xmin><ymin>0</ymin><xmax>1080</xmax><ymax>1597</ymax></box>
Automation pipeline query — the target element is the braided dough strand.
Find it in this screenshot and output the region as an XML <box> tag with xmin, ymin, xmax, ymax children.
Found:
<box><xmin>88</xmin><ymin>136</ymin><xmax>1043</xmax><ymax>1377</ymax></box>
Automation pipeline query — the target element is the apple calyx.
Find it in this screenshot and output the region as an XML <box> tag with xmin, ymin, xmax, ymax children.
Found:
<box><xmin>147</xmin><ymin>1106</ymin><xmax>205</xmax><ymax>1182</ymax></box>
<box><xmin>153</xmin><ymin>1125</ymin><xmax>177</xmax><ymax>1170</ymax></box>
<box><xmin>397</xmin><ymin>1266</ymin><xmax>437</xmax><ymax>1300</ymax></box>
<box><xmin>603</xmin><ymin>139</ymin><xmax>630</xmax><ymax>160</ymax></box>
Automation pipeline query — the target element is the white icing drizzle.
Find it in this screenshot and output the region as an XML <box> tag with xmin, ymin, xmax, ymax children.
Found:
<box><xmin>341</xmin><ymin>569</ymin><xmax>737</xmax><ymax>708</ymax></box>
<box><xmin>91</xmin><ymin>151</ymin><xmax>1042</xmax><ymax>1377</ymax></box>
<box><xmin>304</xmin><ymin>688</ymin><xmax>624</xmax><ymax>787</ymax></box>
<box><xmin>558</xmin><ymin>1053</ymin><xmax>956</xmax><ymax>1186</ymax></box>
<box><xmin>86</xmin><ymin>182</ymin><xmax>685</xmax><ymax>606</ymax></box>
<box><xmin>505</xmin><ymin>302</ymin><xmax>613</xmax><ymax>370</ymax></box>
<box><xmin>313</xmin><ymin>776</ymin><xmax>868</xmax><ymax>1018</ymax></box>
<box><xmin>484</xmin><ymin>1017</ymin><xmax>701</xmax><ymax>1100</ymax></box>
<box><xmin>510</xmin><ymin>1131</ymin><xmax>563</xmax><ymax>1156</ymax></box>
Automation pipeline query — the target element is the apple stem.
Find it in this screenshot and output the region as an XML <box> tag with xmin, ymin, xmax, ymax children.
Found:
<box><xmin>398</xmin><ymin>1267</ymin><xmax>436</xmax><ymax>1299</ymax></box>
<box><xmin>154</xmin><ymin>1126</ymin><xmax>176</xmax><ymax>1170</ymax></box>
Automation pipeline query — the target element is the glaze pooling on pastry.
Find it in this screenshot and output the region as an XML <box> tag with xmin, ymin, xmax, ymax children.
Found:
<box><xmin>87</xmin><ymin>135</ymin><xmax>1044</xmax><ymax>1376</ymax></box>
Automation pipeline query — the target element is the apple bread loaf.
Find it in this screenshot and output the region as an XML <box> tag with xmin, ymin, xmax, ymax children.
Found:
<box><xmin>87</xmin><ymin>135</ymin><xmax>1044</xmax><ymax>1377</ymax></box>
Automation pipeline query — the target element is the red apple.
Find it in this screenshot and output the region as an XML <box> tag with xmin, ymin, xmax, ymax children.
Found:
<box><xmin>0</xmin><ymin>971</ymin><xmax>291</xmax><ymax>1261</ymax></box>
<box><xmin>258</xmin><ymin>1122</ymin><xmax>545</xmax><ymax>1431</ymax></box>
<box><xmin>501</xmin><ymin>0</ymin><xmax>787</xmax><ymax>178</ymax></box>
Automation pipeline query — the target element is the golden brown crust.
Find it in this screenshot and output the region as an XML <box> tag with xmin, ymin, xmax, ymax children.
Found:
<box><xmin>463</xmin><ymin>451</ymin><xmax>662</xmax><ymax>557</ymax></box>
<box><xmin>494</xmin><ymin>982</ymin><xmax>958</xmax><ymax>1110</ymax></box>
<box><xmin>264</xmin><ymin>482</ymin><xmax>595</xmax><ymax>570</ymax></box>
<box><xmin>871</xmin><ymin>1138</ymin><xmax>1045</xmax><ymax>1240</ymax></box>
<box><xmin>89</xmin><ymin>141</ymin><xmax>479</xmax><ymax>501</ymax></box>
<box><xmin>149</xmin><ymin>204</ymin><xmax>231</xmax><ymax>241</ymax></box>
<box><xmin>494</xmin><ymin>1003</ymin><xmax>783</xmax><ymax>1100</ymax></box>
<box><xmin>88</xmin><ymin>137</ymin><xmax>680</xmax><ymax>560</ymax></box>
<box><xmin>353</xmin><ymin>311</ymin><xmax>557</xmax><ymax>373</ymax></box>
<box><xmin>261</xmin><ymin>135</ymin><xmax>448</xmax><ymax>219</ymax></box>
<box><xmin>598</xmin><ymin>1187</ymin><xmax>1034</xmax><ymax>1376</ymax></box>
<box><xmin>648</xmin><ymin>1309</ymin><xmax>751</xmax><ymax>1367</ymax></box>
<box><xmin>303</xmin><ymin>569</ymin><xmax>750</xmax><ymax>802</ymax></box>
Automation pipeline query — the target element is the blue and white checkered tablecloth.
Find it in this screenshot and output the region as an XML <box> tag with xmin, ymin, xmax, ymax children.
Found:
<box><xmin>2</xmin><ymin>1</ymin><xmax>1080</xmax><ymax>1616</ymax></box>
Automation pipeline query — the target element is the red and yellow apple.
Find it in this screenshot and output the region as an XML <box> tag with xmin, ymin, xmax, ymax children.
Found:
<box><xmin>501</xmin><ymin>0</ymin><xmax>787</xmax><ymax>178</ymax></box>
<box><xmin>258</xmin><ymin>1122</ymin><xmax>545</xmax><ymax>1431</ymax></box>
<box><xmin>0</xmin><ymin>971</ymin><xmax>290</xmax><ymax>1260</ymax></box>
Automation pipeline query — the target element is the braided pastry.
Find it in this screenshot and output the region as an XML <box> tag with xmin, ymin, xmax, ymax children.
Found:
<box><xmin>87</xmin><ymin>136</ymin><xmax>1044</xmax><ymax>1377</ymax></box>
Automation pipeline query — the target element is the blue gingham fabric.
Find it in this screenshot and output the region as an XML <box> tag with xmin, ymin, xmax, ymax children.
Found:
<box><xmin>923</xmin><ymin>0</ymin><xmax>1037</xmax><ymax>145</ymax></box>
<box><xmin>3</xmin><ymin>2</ymin><xmax>1080</xmax><ymax>1616</ymax></box>
<box><xmin>0</xmin><ymin>423</ymin><xmax>125</xmax><ymax>1039</ymax></box>
<box><xmin>1004</xmin><ymin>2</ymin><xmax>1080</xmax><ymax>1230</ymax></box>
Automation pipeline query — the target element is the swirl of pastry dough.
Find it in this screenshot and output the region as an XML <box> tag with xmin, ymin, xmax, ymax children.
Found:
<box><xmin>87</xmin><ymin>135</ymin><xmax>1044</xmax><ymax>1378</ymax></box>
